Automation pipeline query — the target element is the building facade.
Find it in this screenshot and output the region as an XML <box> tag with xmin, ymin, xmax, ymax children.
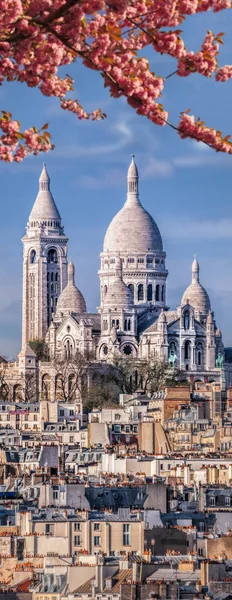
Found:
<box><xmin>2</xmin><ymin>155</ymin><xmax>232</xmax><ymax>398</ymax></box>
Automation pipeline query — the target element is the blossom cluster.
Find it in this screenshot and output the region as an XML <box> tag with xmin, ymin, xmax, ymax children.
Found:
<box><xmin>0</xmin><ymin>0</ymin><xmax>231</xmax><ymax>160</ymax></box>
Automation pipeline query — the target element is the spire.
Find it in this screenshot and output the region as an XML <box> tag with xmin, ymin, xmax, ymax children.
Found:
<box><xmin>192</xmin><ymin>255</ymin><xmax>199</xmax><ymax>283</ymax></box>
<box><xmin>126</xmin><ymin>154</ymin><xmax>140</xmax><ymax>207</ymax></box>
<box><xmin>68</xmin><ymin>259</ymin><xmax>75</xmax><ymax>284</ymax></box>
<box><xmin>39</xmin><ymin>163</ymin><xmax>50</xmax><ymax>191</ymax></box>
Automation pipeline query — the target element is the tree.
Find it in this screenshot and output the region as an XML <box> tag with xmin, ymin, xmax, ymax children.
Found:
<box><xmin>0</xmin><ymin>365</ymin><xmax>10</xmax><ymax>401</ymax></box>
<box><xmin>53</xmin><ymin>349</ymin><xmax>90</xmax><ymax>402</ymax></box>
<box><xmin>1</xmin><ymin>1</ymin><xmax>232</xmax><ymax>162</ymax></box>
<box><xmin>29</xmin><ymin>339</ymin><xmax>49</xmax><ymax>362</ymax></box>
<box><xmin>83</xmin><ymin>378</ymin><xmax>120</xmax><ymax>412</ymax></box>
<box><xmin>111</xmin><ymin>355</ymin><xmax>175</xmax><ymax>396</ymax></box>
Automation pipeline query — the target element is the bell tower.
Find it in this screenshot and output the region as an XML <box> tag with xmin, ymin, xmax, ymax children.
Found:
<box><xmin>22</xmin><ymin>165</ymin><xmax>68</xmax><ymax>346</ymax></box>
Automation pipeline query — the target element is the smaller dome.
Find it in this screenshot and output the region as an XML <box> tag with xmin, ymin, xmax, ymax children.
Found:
<box><xmin>181</xmin><ymin>256</ymin><xmax>211</xmax><ymax>315</ymax></box>
<box><xmin>56</xmin><ymin>260</ymin><xmax>86</xmax><ymax>315</ymax></box>
<box><xmin>104</xmin><ymin>259</ymin><xmax>134</xmax><ymax>309</ymax></box>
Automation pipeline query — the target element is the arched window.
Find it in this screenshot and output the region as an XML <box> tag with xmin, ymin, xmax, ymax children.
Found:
<box><xmin>30</xmin><ymin>249</ymin><xmax>36</xmax><ymax>264</ymax></box>
<box><xmin>155</xmin><ymin>284</ymin><xmax>160</xmax><ymax>301</ymax></box>
<box><xmin>42</xmin><ymin>374</ymin><xmax>51</xmax><ymax>401</ymax></box>
<box><xmin>161</xmin><ymin>285</ymin><xmax>165</xmax><ymax>302</ymax></box>
<box><xmin>104</xmin><ymin>285</ymin><xmax>108</xmax><ymax>295</ymax></box>
<box><xmin>147</xmin><ymin>284</ymin><xmax>152</xmax><ymax>302</ymax></box>
<box><xmin>124</xmin><ymin>319</ymin><xmax>127</xmax><ymax>331</ymax></box>
<box><xmin>65</xmin><ymin>339</ymin><xmax>73</xmax><ymax>359</ymax></box>
<box><xmin>128</xmin><ymin>284</ymin><xmax>134</xmax><ymax>301</ymax></box>
<box><xmin>116</xmin><ymin>319</ymin><xmax>119</xmax><ymax>329</ymax></box>
<box><xmin>138</xmin><ymin>284</ymin><xmax>144</xmax><ymax>301</ymax></box>
<box><xmin>47</xmin><ymin>249</ymin><xmax>57</xmax><ymax>264</ymax></box>
<box><xmin>103</xmin><ymin>319</ymin><xmax>108</xmax><ymax>331</ymax></box>
<box><xmin>128</xmin><ymin>319</ymin><xmax>131</xmax><ymax>331</ymax></box>
<box><xmin>197</xmin><ymin>342</ymin><xmax>203</xmax><ymax>367</ymax></box>
<box><xmin>55</xmin><ymin>375</ymin><xmax>64</xmax><ymax>401</ymax></box>
<box><xmin>169</xmin><ymin>341</ymin><xmax>177</xmax><ymax>357</ymax></box>
<box><xmin>13</xmin><ymin>385</ymin><xmax>23</xmax><ymax>402</ymax></box>
<box><xmin>184</xmin><ymin>340</ymin><xmax>191</xmax><ymax>360</ymax></box>
<box><xmin>184</xmin><ymin>310</ymin><xmax>190</xmax><ymax>330</ymax></box>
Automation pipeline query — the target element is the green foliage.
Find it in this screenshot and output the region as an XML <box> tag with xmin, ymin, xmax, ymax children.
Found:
<box><xmin>29</xmin><ymin>338</ymin><xmax>49</xmax><ymax>362</ymax></box>
<box><xmin>111</xmin><ymin>355</ymin><xmax>174</xmax><ymax>396</ymax></box>
<box><xmin>83</xmin><ymin>373</ymin><xmax>120</xmax><ymax>413</ymax></box>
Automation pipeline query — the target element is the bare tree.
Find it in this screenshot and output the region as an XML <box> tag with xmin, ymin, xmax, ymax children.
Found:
<box><xmin>53</xmin><ymin>350</ymin><xmax>91</xmax><ymax>402</ymax></box>
<box><xmin>0</xmin><ymin>366</ymin><xmax>10</xmax><ymax>401</ymax></box>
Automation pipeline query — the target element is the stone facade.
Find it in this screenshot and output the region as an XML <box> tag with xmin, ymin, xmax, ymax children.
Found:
<box><xmin>22</xmin><ymin>164</ymin><xmax>68</xmax><ymax>345</ymax></box>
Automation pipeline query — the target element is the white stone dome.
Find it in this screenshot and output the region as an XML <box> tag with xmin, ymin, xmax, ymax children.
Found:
<box><xmin>103</xmin><ymin>156</ymin><xmax>163</xmax><ymax>253</ymax></box>
<box><xmin>181</xmin><ymin>256</ymin><xmax>211</xmax><ymax>315</ymax></box>
<box><xmin>56</xmin><ymin>260</ymin><xmax>86</xmax><ymax>315</ymax></box>
<box><xmin>29</xmin><ymin>164</ymin><xmax>61</xmax><ymax>223</ymax></box>
<box><xmin>104</xmin><ymin>259</ymin><xmax>134</xmax><ymax>309</ymax></box>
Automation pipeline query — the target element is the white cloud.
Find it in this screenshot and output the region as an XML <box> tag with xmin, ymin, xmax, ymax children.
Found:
<box><xmin>79</xmin><ymin>168</ymin><xmax>125</xmax><ymax>189</ymax></box>
<box><xmin>162</xmin><ymin>217</ymin><xmax>232</xmax><ymax>240</ymax></box>
<box><xmin>142</xmin><ymin>157</ymin><xmax>173</xmax><ymax>178</ymax></box>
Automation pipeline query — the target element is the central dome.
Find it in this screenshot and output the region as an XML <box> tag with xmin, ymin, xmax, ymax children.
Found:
<box><xmin>103</xmin><ymin>156</ymin><xmax>163</xmax><ymax>253</ymax></box>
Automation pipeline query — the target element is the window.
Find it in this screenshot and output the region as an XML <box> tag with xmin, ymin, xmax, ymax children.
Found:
<box><xmin>74</xmin><ymin>535</ymin><xmax>81</xmax><ymax>546</ymax></box>
<box><xmin>147</xmin><ymin>257</ymin><xmax>153</xmax><ymax>265</ymax></box>
<box><xmin>53</xmin><ymin>491</ymin><xmax>58</xmax><ymax>500</ymax></box>
<box><xmin>123</xmin><ymin>344</ymin><xmax>132</xmax><ymax>356</ymax></box>
<box><xmin>24</xmin><ymin>415</ymin><xmax>28</xmax><ymax>421</ymax></box>
<box><xmin>45</xmin><ymin>523</ymin><xmax>50</xmax><ymax>534</ymax></box>
<box><xmin>123</xmin><ymin>524</ymin><xmax>130</xmax><ymax>546</ymax></box>
<box><xmin>225</xmin><ymin>496</ymin><xmax>231</xmax><ymax>506</ymax></box>
<box><xmin>34</xmin><ymin>414</ymin><xmax>37</xmax><ymax>420</ymax></box>
<box><xmin>128</xmin><ymin>284</ymin><xmax>134</xmax><ymax>301</ymax></box>
<box><xmin>138</xmin><ymin>257</ymin><xmax>144</xmax><ymax>264</ymax></box>
<box><xmin>147</xmin><ymin>284</ymin><xmax>152</xmax><ymax>302</ymax></box>
<box><xmin>30</xmin><ymin>249</ymin><xmax>36</xmax><ymax>264</ymax></box>
<box><xmin>94</xmin><ymin>523</ymin><xmax>100</xmax><ymax>531</ymax></box>
<box><xmin>184</xmin><ymin>310</ymin><xmax>190</xmax><ymax>329</ymax></box>
<box><xmin>94</xmin><ymin>536</ymin><xmax>101</xmax><ymax>546</ymax></box>
<box><xmin>209</xmin><ymin>497</ymin><xmax>215</xmax><ymax>506</ymax></box>
<box><xmin>74</xmin><ymin>523</ymin><xmax>81</xmax><ymax>531</ymax></box>
<box><xmin>155</xmin><ymin>284</ymin><xmax>160</xmax><ymax>301</ymax></box>
<box><xmin>161</xmin><ymin>285</ymin><xmax>165</xmax><ymax>302</ymax></box>
<box><xmin>128</xmin><ymin>257</ymin><xmax>134</xmax><ymax>263</ymax></box>
<box><xmin>47</xmin><ymin>249</ymin><xmax>57</xmax><ymax>264</ymax></box>
<box><xmin>60</xmin><ymin>409</ymin><xmax>64</xmax><ymax>417</ymax></box>
<box><xmin>184</xmin><ymin>340</ymin><xmax>191</xmax><ymax>360</ymax></box>
<box><xmin>138</xmin><ymin>284</ymin><xmax>144</xmax><ymax>301</ymax></box>
<box><xmin>69</xmin><ymin>436</ymin><xmax>74</xmax><ymax>443</ymax></box>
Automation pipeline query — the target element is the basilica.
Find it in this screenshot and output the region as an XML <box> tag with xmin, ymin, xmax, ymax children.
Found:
<box><xmin>4</xmin><ymin>156</ymin><xmax>232</xmax><ymax>398</ymax></box>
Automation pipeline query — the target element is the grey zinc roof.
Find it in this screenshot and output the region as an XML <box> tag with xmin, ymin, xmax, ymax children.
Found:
<box><xmin>147</xmin><ymin>568</ymin><xmax>201</xmax><ymax>582</ymax></box>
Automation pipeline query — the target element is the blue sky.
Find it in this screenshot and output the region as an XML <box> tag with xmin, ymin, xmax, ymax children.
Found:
<box><xmin>0</xmin><ymin>8</ymin><xmax>232</xmax><ymax>358</ymax></box>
